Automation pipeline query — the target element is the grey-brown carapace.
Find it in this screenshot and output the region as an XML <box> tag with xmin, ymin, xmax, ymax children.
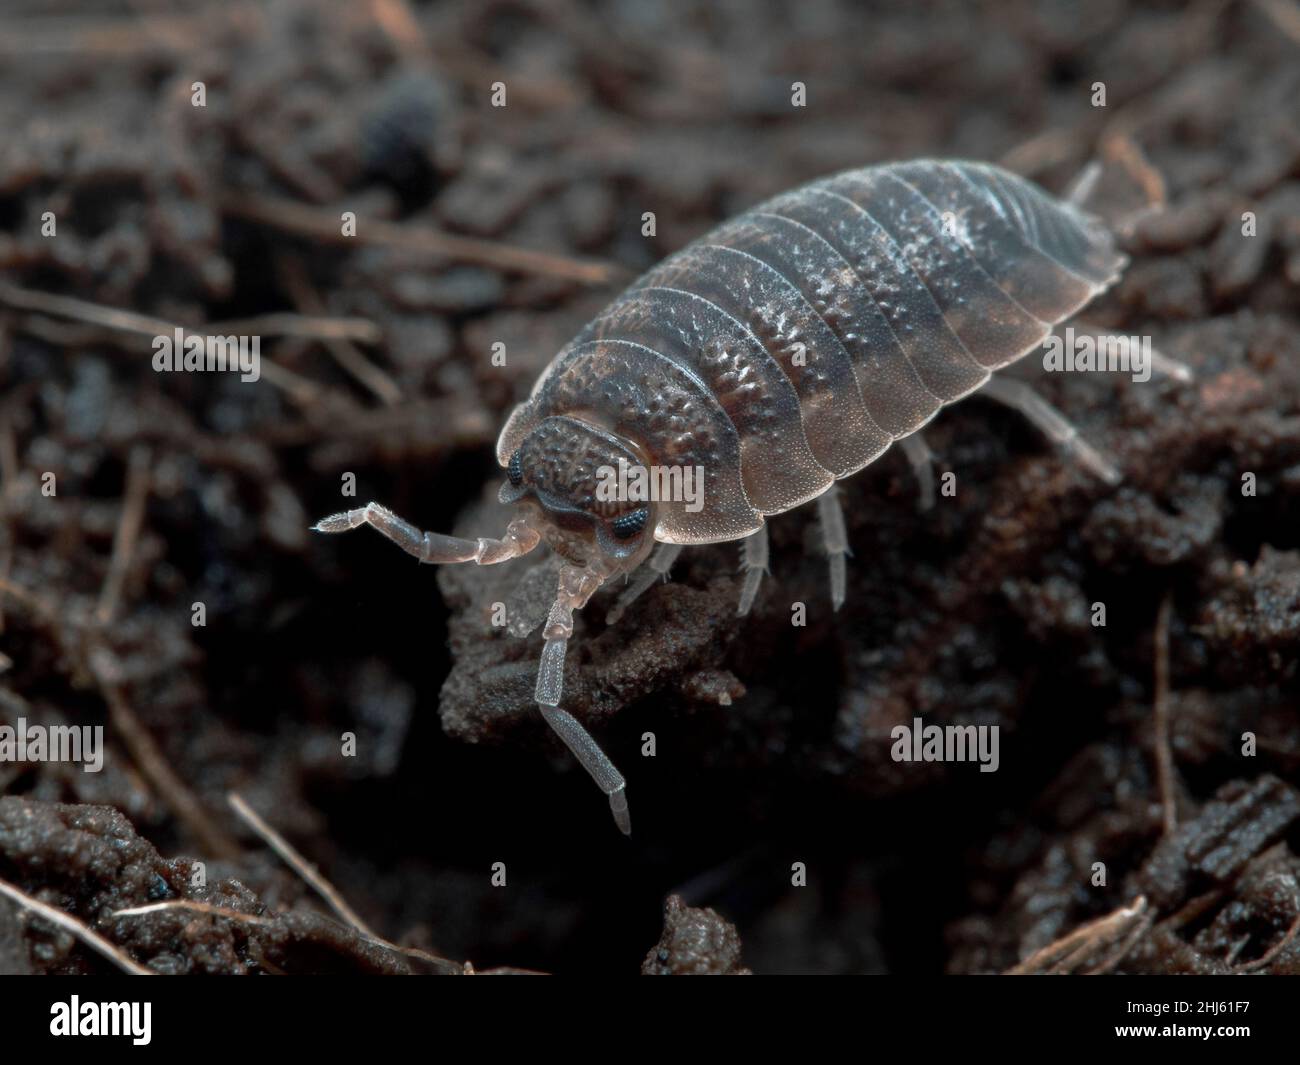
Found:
<box><xmin>316</xmin><ymin>157</ymin><xmax>1178</xmax><ymax>835</ymax></box>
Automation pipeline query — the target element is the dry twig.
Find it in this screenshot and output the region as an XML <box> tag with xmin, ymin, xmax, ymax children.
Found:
<box><xmin>227</xmin><ymin>791</ymin><xmax>379</xmax><ymax>940</ymax></box>
<box><xmin>95</xmin><ymin>445</ymin><xmax>151</xmax><ymax>625</ymax></box>
<box><xmin>1005</xmin><ymin>897</ymin><xmax>1150</xmax><ymax>975</ymax></box>
<box><xmin>112</xmin><ymin>900</ymin><xmax>276</xmax><ymax>926</ymax></box>
<box><xmin>1234</xmin><ymin>910</ymin><xmax>1300</xmax><ymax>973</ymax></box>
<box><xmin>0</xmin><ymin>282</ymin><xmax>380</xmax><ymax>346</ymax></box>
<box><xmin>0</xmin><ymin>876</ymin><xmax>152</xmax><ymax>975</ymax></box>
<box><xmin>1153</xmin><ymin>594</ymin><xmax>1177</xmax><ymax>836</ymax></box>
<box><xmin>221</xmin><ymin>192</ymin><xmax>627</xmax><ymax>285</ymax></box>
<box><xmin>276</xmin><ymin>255</ymin><xmax>402</xmax><ymax>406</ymax></box>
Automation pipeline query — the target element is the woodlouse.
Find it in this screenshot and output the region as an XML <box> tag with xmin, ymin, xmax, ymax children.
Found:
<box><xmin>316</xmin><ymin>158</ymin><xmax>1180</xmax><ymax>835</ymax></box>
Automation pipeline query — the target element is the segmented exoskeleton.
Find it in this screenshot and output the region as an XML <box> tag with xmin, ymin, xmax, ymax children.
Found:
<box><xmin>316</xmin><ymin>158</ymin><xmax>1180</xmax><ymax>834</ymax></box>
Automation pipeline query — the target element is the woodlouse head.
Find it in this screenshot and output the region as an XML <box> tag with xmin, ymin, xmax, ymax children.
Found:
<box><xmin>498</xmin><ymin>415</ymin><xmax>658</xmax><ymax>571</ymax></box>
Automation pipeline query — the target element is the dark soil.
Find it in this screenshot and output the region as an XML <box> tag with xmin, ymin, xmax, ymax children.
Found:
<box><xmin>1</xmin><ymin>0</ymin><xmax>1298</xmax><ymax>974</ymax></box>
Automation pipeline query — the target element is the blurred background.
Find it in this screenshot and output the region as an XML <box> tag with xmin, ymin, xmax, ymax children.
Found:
<box><xmin>1</xmin><ymin>0</ymin><xmax>1299</xmax><ymax>974</ymax></box>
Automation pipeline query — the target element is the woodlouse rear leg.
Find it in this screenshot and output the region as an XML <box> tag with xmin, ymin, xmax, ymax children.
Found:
<box><xmin>1142</xmin><ymin>345</ymin><xmax>1194</xmax><ymax>382</ymax></box>
<box><xmin>1072</xmin><ymin>322</ymin><xmax>1196</xmax><ymax>383</ymax></box>
<box><xmin>898</xmin><ymin>433</ymin><xmax>937</xmax><ymax>511</ymax></box>
<box><xmin>605</xmin><ymin>543</ymin><xmax>683</xmax><ymax>625</ymax></box>
<box><xmin>816</xmin><ymin>485</ymin><xmax>850</xmax><ymax>611</ymax></box>
<box><xmin>978</xmin><ymin>377</ymin><xmax>1123</xmax><ymax>486</ymax></box>
<box><xmin>736</xmin><ymin>525</ymin><xmax>769</xmax><ymax>616</ymax></box>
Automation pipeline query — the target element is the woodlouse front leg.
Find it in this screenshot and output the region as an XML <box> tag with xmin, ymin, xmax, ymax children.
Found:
<box><xmin>314</xmin><ymin>502</ymin><xmax>631</xmax><ymax>833</ymax></box>
<box><xmin>535</xmin><ymin>563</ymin><xmax>605</xmax><ymax>705</ymax></box>
<box><xmin>536</xmin><ymin>563</ymin><xmax>631</xmax><ymax>835</ymax></box>
<box><xmin>979</xmin><ymin>377</ymin><xmax>1122</xmax><ymax>486</ymax></box>
<box><xmin>539</xmin><ymin>706</ymin><xmax>631</xmax><ymax>836</ymax></box>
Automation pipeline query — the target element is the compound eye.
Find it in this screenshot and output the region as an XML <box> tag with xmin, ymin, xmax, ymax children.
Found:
<box><xmin>611</xmin><ymin>508</ymin><xmax>648</xmax><ymax>540</ymax></box>
<box><xmin>507</xmin><ymin>449</ymin><xmax>524</xmax><ymax>487</ymax></box>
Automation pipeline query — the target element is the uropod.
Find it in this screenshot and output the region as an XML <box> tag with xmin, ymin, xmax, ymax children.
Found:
<box><xmin>315</xmin><ymin>158</ymin><xmax>1181</xmax><ymax>835</ymax></box>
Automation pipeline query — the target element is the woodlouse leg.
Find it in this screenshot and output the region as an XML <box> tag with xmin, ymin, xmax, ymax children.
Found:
<box><xmin>314</xmin><ymin>504</ymin><xmax>628</xmax><ymax>831</ymax></box>
<box><xmin>605</xmin><ymin>543</ymin><xmax>683</xmax><ymax>625</ymax></box>
<box><xmin>1072</xmin><ymin>323</ymin><xmax>1195</xmax><ymax>383</ymax></box>
<box><xmin>816</xmin><ymin>485</ymin><xmax>850</xmax><ymax>611</ymax></box>
<box><xmin>899</xmin><ymin>434</ymin><xmax>937</xmax><ymax>511</ymax></box>
<box><xmin>536</xmin><ymin>563</ymin><xmax>605</xmax><ymax>706</ymax></box>
<box><xmin>312</xmin><ymin>501</ymin><xmax>540</xmax><ymax>564</ymax></box>
<box><xmin>536</xmin><ymin>563</ymin><xmax>617</xmax><ymax>845</ymax></box>
<box><xmin>539</xmin><ymin>706</ymin><xmax>631</xmax><ymax>836</ymax></box>
<box><xmin>737</xmin><ymin>525</ymin><xmax>769</xmax><ymax>616</ymax></box>
<box><xmin>979</xmin><ymin>377</ymin><xmax>1123</xmax><ymax>486</ymax></box>
<box><xmin>1064</xmin><ymin>141</ymin><xmax>1166</xmax><ymax>234</ymax></box>
<box><xmin>1065</xmin><ymin>161</ymin><xmax>1102</xmax><ymax>207</ymax></box>
<box><xmin>1146</xmin><ymin>346</ymin><xmax>1194</xmax><ymax>382</ymax></box>
<box><xmin>536</xmin><ymin>564</ymin><xmax>629</xmax><ymax>834</ymax></box>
